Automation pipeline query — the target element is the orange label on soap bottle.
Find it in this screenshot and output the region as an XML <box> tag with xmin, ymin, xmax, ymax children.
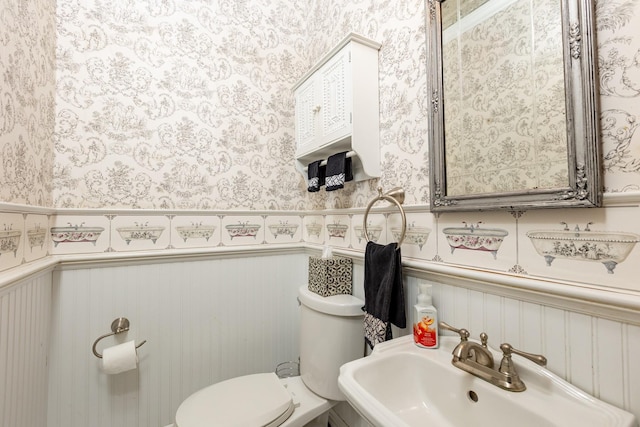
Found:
<box><xmin>413</xmin><ymin>315</ymin><xmax>437</xmax><ymax>347</ymax></box>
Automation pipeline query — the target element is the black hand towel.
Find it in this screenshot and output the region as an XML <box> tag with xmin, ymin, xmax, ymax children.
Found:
<box><xmin>325</xmin><ymin>152</ymin><xmax>353</xmax><ymax>191</ymax></box>
<box><xmin>307</xmin><ymin>160</ymin><xmax>325</xmax><ymax>192</ymax></box>
<box><xmin>362</xmin><ymin>241</ymin><xmax>406</xmax><ymax>349</ymax></box>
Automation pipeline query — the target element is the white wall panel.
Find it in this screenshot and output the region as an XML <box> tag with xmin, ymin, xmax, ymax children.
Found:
<box><xmin>567</xmin><ymin>312</ymin><xmax>595</xmax><ymax>395</ymax></box>
<box><xmin>468</xmin><ymin>290</ymin><xmax>484</xmax><ymax>333</ymax></box>
<box><xmin>483</xmin><ymin>293</ymin><xmax>502</xmax><ymax>343</ymax></box>
<box><xmin>596</xmin><ymin>319</ymin><xmax>624</xmax><ymax>406</ymax></box>
<box><xmin>502</xmin><ymin>297</ymin><xmax>521</xmax><ymax>347</ymax></box>
<box><xmin>0</xmin><ymin>272</ymin><xmax>52</xmax><ymax>427</ymax></box>
<box><xmin>521</xmin><ymin>302</ymin><xmax>542</xmax><ymax>354</ymax></box>
<box><xmin>47</xmin><ymin>253</ymin><xmax>306</xmax><ymax>427</ymax></box>
<box><xmin>542</xmin><ymin>307</ymin><xmax>567</xmax><ymax>377</ymax></box>
<box><xmin>39</xmin><ymin>254</ymin><xmax>640</xmax><ymax>427</ymax></box>
<box><xmin>626</xmin><ymin>324</ymin><xmax>640</xmax><ymax>416</ymax></box>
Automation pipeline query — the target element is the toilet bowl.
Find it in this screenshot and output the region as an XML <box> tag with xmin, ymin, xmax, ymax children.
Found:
<box><xmin>174</xmin><ymin>373</ymin><xmax>332</xmax><ymax>427</ymax></box>
<box><xmin>174</xmin><ymin>285</ymin><xmax>365</xmax><ymax>427</ymax></box>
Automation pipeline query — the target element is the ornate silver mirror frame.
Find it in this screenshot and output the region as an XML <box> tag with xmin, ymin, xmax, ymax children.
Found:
<box><xmin>427</xmin><ymin>0</ymin><xmax>602</xmax><ymax>212</ymax></box>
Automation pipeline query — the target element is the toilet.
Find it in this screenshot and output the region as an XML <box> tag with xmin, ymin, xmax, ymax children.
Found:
<box><xmin>174</xmin><ymin>285</ymin><xmax>365</xmax><ymax>427</ymax></box>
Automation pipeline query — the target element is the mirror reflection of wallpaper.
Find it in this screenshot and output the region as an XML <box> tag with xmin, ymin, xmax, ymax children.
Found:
<box><xmin>443</xmin><ymin>0</ymin><xmax>568</xmax><ymax>196</ymax></box>
<box><xmin>0</xmin><ymin>0</ymin><xmax>56</xmax><ymax>207</ymax></box>
<box><xmin>442</xmin><ymin>0</ymin><xmax>491</xmax><ymax>29</ymax></box>
<box><xmin>53</xmin><ymin>1</ymin><xmax>309</xmax><ymax>210</ymax></box>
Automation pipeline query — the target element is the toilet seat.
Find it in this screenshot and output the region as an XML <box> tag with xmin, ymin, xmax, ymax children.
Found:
<box><xmin>175</xmin><ymin>373</ymin><xmax>295</xmax><ymax>427</ymax></box>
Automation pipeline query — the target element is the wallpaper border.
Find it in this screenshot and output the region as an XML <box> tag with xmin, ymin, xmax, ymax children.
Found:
<box><xmin>1</xmin><ymin>243</ymin><xmax>638</xmax><ymax>328</ymax></box>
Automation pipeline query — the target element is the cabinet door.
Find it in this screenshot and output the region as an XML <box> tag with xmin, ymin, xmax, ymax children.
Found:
<box><xmin>295</xmin><ymin>77</ymin><xmax>319</xmax><ymax>154</ymax></box>
<box><xmin>319</xmin><ymin>45</ymin><xmax>352</xmax><ymax>144</ymax></box>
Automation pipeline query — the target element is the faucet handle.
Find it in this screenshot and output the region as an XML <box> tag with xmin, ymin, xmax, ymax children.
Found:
<box><xmin>439</xmin><ymin>321</ymin><xmax>469</xmax><ymax>341</ymax></box>
<box><xmin>499</xmin><ymin>343</ymin><xmax>547</xmax><ymax>368</ymax></box>
<box><xmin>480</xmin><ymin>332</ymin><xmax>488</xmax><ymax>347</ymax></box>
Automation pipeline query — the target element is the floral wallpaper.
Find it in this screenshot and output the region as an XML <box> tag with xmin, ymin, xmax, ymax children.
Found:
<box><xmin>0</xmin><ymin>0</ymin><xmax>56</xmax><ymax>207</ymax></box>
<box><xmin>0</xmin><ymin>0</ymin><xmax>639</xmax><ymax>210</ymax></box>
<box><xmin>51</xmin><ymin>0</ymin><xmax>430</xmax><ymax>210</ymax></box>
<box><xmin>53</xmin><ymin>0</ymin><xmax>309</xmax><ymax>210</ymax></box>
<box><xmin>598</xmin><ymin>0</ymin><xmax>640</xmax><ymax>193</ymax></box>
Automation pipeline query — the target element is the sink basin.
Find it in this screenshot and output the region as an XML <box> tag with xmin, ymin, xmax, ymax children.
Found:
<box><xmin>338</xmin><ymin>335</ymin><xmax>637</xmax><ymax>427</ymax></box>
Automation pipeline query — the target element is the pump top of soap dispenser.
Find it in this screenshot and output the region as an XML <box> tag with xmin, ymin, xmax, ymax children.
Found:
<box><xmin>417</xmin><ymin>283</ymin><xmax>432</xmax><ymax>306</ymax></box>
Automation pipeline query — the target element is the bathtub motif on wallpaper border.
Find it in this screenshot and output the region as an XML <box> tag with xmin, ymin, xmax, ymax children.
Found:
<box><xmin>268</xmin><ymin>221</ymin><xmax>298</xmax><ymax>239</ymax></box>
<box><xmin>327</xmin><ymin>222</ymin><xmax>348</xmax><ymax>240</ymax></box>
<box><xmin>527</xmin><ymin>222</ymin><xmax>640</xmax><ymax>274</ymax></box>
<box><xmin>354</xmin><ymin>222</ymin><xmax>382</xmax><ymax>243</ymax></box>
<box><xmin>27</xmin><ymin>225</ymin><xmax>47</xmax><ymax>251</ymax></box>
<box><xmin>225</xmin><ymin>222</ymin><xmax>261</xmax><ymax>239</ymax></box>
<box><xmin>443</xmin><ymin>222</ymin><xmax>508</xmax><ymax>259</ymax></box>
<box><xmin>305</xmin><ymin>221</ymin><xmax>322</xmax><ymax>238</ymax></box>
<box><xmin>393</xmin><ymin>223</ymin><xmax>431</xmax><ymax>250</ymax></box>
<box><xmin>117</xmin><ymin>223</ymin><xmax>165</xmax><ymax>244</ymax></box>
<box><xmin>51</xmin><ymin>223</ymin><xmax>105</xmax><ymax>247</ymax></box>
<box><xmin>0</xmin><ymin>225</ymin><xmax>21</xmax><ymax>257</ymax></box>
<box><xmin>175</xmin><ymin>223</ymin><xmax>216</xmax><ymax>242</ymax></box>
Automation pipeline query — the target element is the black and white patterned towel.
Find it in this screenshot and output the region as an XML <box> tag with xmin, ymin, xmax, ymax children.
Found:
<box><xmin>362</xmin><ymin>241</ymin><xmax>406</xmax><ymax>349</ymax></box>
<box><xmin>364</xmin><ymin>311</ymin><xmax>392</xmax><ymax>349</ymax></box>
<box><xmin>325</xmin><ymin>152</ymin><xmax>353</xmax><ymax>191</ymax></box>
<box><xmin>307</xmin><ymin>160</ymin><xmax>324</xmax><ymax>192</ymax></box>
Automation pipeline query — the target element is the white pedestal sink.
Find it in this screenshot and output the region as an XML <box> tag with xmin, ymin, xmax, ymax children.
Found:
<box><xmin>338</xmin><ymin>335</ymin><xmax>637</xmax><ymax>427</ymax></box>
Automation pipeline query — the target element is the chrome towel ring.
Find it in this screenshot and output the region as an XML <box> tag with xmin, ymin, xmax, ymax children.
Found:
<box><xmin>363</xmin><ymin>187</ymin><xmax>406</xmax><ymax>247</ymax></box>
<box><xmin>92</xmin><ymin>317</ymin><xmax>147</xmax><ymax>359</ymax></box>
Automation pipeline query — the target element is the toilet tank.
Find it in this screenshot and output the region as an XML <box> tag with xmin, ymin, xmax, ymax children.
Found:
<box><xmin>297</xmin><ymin>285</ymin><xmax>364</xmax><ymax>400</ymax></box>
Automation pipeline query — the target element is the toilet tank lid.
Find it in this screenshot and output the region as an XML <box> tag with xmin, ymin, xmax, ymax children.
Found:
<box><xmin>298</xmin><ymin>286</ymin><xmax>364</xmax><ymax>317</ymax></box>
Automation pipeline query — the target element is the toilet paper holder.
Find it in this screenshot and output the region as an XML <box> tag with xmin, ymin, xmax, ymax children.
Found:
<box><xmin>92</xmin><ymin>317</ymin><xmax>147</xmax><ymax>359</ymax></box>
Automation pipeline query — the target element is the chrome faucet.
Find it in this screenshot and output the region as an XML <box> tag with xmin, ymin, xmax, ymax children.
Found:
<box><xmin>440</xmin><ymin>322</ymin><xmax>547</xmax><ymax>392</ymax></box>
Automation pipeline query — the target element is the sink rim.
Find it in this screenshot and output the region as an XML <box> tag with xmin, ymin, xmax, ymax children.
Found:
<box><xmin>338</xmin><ymin>335</ymin><xmax>637</xmax><ymax>427</ymax></box>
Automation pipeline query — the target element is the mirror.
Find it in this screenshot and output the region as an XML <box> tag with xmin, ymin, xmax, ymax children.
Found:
<box><xmin>427</xmin><ymin>0</ymin><xmax>602</xmax><ymax>212</ymax></box>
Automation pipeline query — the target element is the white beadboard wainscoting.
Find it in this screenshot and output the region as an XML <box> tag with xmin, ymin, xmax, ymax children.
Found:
<box><xmin>47</xmin><ymin>252</ymin><xmax>307</xmax><ymax>427</ymax></box>
<box><xmin>1</xmin><ymin>247</ymin><xmax>639</xmax><ymax>427</ymax></box>
<box><xmin>0</xmin><ymin>269</ymin><xmax>53</xmax><ymax>427</ymax></box>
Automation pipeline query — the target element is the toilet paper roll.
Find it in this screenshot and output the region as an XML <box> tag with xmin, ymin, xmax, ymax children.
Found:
<box><xmin>102</xmin><ymin>340</ymin><xmax>138</xmax><ymax>375</ymax></box>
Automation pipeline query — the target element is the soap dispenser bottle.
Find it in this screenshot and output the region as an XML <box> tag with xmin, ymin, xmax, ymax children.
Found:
<box><xmin>413</xmin><ymin>282</ymin><xmax>438</xmax><ymax>348</ymax></box>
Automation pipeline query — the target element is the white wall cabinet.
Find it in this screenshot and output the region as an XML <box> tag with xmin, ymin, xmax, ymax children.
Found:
<box><xmin>294</xmin><ymin>33</ymin><xmax>381</xmax><ymax>183</ymax></box>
